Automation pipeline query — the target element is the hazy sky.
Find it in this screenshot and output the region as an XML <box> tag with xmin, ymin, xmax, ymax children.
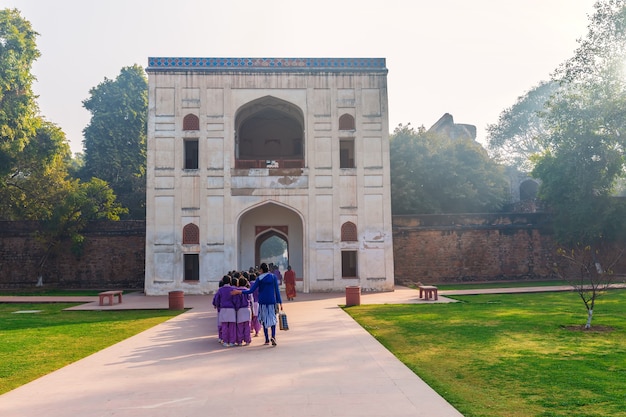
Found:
<box><xmin>6</xmin><ymin>0</ymin><xmax>596</xmax><ymax>154</ymax></box>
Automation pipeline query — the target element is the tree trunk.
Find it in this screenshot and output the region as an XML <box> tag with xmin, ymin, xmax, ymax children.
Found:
<box><xmin>585</xmin><ymin>309</ymin><xmax>593</xmax><ymax>329</ymax></box>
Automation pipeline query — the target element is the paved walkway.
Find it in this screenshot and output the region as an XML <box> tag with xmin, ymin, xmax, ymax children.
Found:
<box><xmin>3</xmin><ymin>283</ymin><xmax>622</xmax><ymax>417</ymax></box>
<box><xmin>0</xmin><ymin>287</ymin><xmax>467</xmax><ymax>417</ymax></box>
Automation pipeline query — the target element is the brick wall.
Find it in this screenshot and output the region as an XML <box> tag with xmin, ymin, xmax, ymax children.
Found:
<box><xmin>0</xmin><ymin>221</ymin><xmax>145</xmax><ymax>289</ymax></box>
<box><xmin>392</xmin><ymin>213</ymin><xmax>557</xmax><ymax>285</ymax></box>
<box><xmin>2</xmin><ymin>215</ymin><xmax>620</xmax><ymax>289</ymax></box>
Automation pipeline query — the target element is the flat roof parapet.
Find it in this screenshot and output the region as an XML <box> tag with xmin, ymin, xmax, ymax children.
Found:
<box><xmin>146</xmin><ymin>57</ymin><xmax>387</xmax><ymax>73</ymax></box>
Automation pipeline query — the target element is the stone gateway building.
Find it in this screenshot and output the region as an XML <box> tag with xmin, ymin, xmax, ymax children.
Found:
<box><xmin>144</xmin><ymin>57</ymin><xmax>394</xmax><ymax>295</ymax></box>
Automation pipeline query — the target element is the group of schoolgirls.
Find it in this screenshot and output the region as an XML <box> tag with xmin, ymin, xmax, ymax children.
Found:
<box><xmin>212</xmin><ymin>272</ymin><xmax>258</xmax><ymax>347</ymax></box>
<box><xmin>212</xmin><ymin>262</ymin><xmax>283</xmax><ymax>347</ymax></box>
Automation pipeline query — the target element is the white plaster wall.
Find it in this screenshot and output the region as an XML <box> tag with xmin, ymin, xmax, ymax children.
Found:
<box><xmin>145</xmin><ymin>67</ymin><xmax>394</xmax><ymax>295</ymax></box>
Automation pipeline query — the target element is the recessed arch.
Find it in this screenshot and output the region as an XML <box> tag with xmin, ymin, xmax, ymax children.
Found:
<box><xmin>341</xmin><ymin>221</ymin><xmax>358</xmax><ymax>242</ymax></box>
<box><xmin>339</xmin><ymin>113</ymin><xmax>355</xmax><ymax>130</ymax></box>
<box><xmin>182</xmin><ymin>223</ymin><xmax>199</xmax><ymax>244</ymax></box>
<box><xmin>234</xmin><ymin>96</ymin><xmax>305</xmax><ymax>168</ymax></box>
<box><xmin>183</xmin><ymin>114</ymin><xmax>199</xmax><ymax>131</ymax></box>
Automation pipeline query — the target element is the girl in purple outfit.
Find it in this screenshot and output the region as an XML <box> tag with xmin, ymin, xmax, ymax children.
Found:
<box><xmin>212</xmin><ymin>275</ymin><xmax>231</xmax><ymax>343</ymax></box>
<box><xmin>234</xmin><ymin>277</ymin><xmax>252</xmax><ymax>345</ymax></box>
<box><xmin>212</xmin><ymin>276</ymin><xmax>238</xmax><ymax>347</ymax></box>
<box><xmin>249</xmin><ymin>273</ymin><xmax>261</xmax><ymax>337</ymax></box>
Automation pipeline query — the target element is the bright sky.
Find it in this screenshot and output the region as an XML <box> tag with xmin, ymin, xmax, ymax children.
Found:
<box><xmin>6</xmin><ymin>0</ymin><xmax>596</xmax><ymax>155</ymax></box>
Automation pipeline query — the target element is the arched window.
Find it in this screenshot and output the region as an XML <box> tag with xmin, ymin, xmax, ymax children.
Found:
<box><xmin>183</xmin><ymin>223</ymin><xmax>200</xmax><ymax>244</ymax></box>
<box><xmin>341</xmin><ymin>222</ymin><xmax>358</xmax><ymax>242</ymax></box>
<box><xmin>183</xmin><ymin>114</ymin><xmax>200</xmax><ymax>131</ymax></box>
<box><xmin>339</xmin><ymin>114</ymin><xmax>355</xmax><ymax>131</ymax></box>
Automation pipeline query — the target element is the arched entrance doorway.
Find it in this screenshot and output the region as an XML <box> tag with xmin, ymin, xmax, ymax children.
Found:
<box><xmin>256</xmin><ymin>228</ymin><xmax>289</xmax><ymax>269</ymax></box>
<box><xmin>520</xmin><ymin>179</ymin><xmax>539</xmax><ymax>201</ymax></box>
<box><xmin>237</xmin><ymin>202</ymin><xmax>305</xmax><ymax>291</ymax></box>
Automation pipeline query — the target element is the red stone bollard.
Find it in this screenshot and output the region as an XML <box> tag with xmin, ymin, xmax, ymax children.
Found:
<box><xmin>168</xmin><ymin>290</ymin><xmax>184</xmax><ymax>310</ymax></box>
<box><xmin>345</xmin><ymin>286</ymin><xmax>361</xmax><ymax>306</ymax></box>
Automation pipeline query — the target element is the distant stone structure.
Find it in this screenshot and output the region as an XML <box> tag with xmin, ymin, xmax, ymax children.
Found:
<box><xmin>504</xmin><ymin>167</ymin><xmax>542</xmax><ymax>212</ymax></box>
<box><xmin>143</xmin><ymin>58</ymin><xmax>395</xmax><ymax>295</ymax></box>
<box><xmin>427</xmin><ymin>113</ymin><xmax>477</xmax><ymax>141</ymax></box>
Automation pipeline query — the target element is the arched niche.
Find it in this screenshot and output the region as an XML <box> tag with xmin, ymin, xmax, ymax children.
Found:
<box><xmin>339</xmin><ymin>113</ymin><xmax>355</xmax><ymax>130</ymax></box>
<box><xmin>234</xmin><ymin>96</ymin><xmax>305</xmax><ymax>168</ymax></box>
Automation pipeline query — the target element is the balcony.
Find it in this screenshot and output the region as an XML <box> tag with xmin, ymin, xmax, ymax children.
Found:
<box><xmin>235</xmin><ymin>159</ymin><xmax>305</xmax><ymax>169</ymax></box>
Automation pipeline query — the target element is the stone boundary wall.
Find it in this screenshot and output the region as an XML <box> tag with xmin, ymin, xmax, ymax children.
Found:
<box><xmin>0</xmin><ymin>221</ymin><xmax>145</xmax><ymax>289</ymax></box>
<box><xmin>392</xmin><ymin>213</ymin><xmax>557</xmax><ymax>285</ymax></box>
<box><xmin>1</xmin><ymin>215</ymin><xmax>622</xmax><ymax>289</ymax></box>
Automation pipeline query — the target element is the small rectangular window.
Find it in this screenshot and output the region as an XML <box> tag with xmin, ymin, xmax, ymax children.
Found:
<box><xmin>184</xmin><ymin>139</ymin><xmax>199</xmax><ymax>169</ymax></box>
<box><xmin>184</xmin><ymin>254</ymin><xmax>199</xmax><ymax>281</ymax></box>
<box><xmin>340</xmin><ymin>139</ymin><xmax>355</xmax><ymax>168</ymax></box>
<box><xmin>341</xmin><ymin>251</ymin><xmax>358</xmax><ymax>278</ymax></box>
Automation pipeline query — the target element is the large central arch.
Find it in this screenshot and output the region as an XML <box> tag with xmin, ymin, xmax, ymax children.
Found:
<box><xmin>237</xmin><ymin>201</ymin><xmax>305</xmax><ymax>290</ymax></box>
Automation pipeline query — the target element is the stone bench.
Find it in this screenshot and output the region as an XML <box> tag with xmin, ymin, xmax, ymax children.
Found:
<box><xmin>418</xmin><ymin>285</ymin><xmax>438</xmax><ymax>301</ymax></box>
<box><xmin>99</xmin><ymin>290</ymin><xmax>123</xmax><ymax>306</ymax></box>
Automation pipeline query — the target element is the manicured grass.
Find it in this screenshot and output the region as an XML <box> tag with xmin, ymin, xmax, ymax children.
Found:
<box><xmin>425</xmin><ymin>278</ymin><xmax>626</xmax><ymax>291</ymax></box>
<box><xmin>0</xmin><ymin>303</ymin><xmax>183</xmax><ymax>394</ymax></box>
<box><xmin>345</xmin><ymin>290</ymin><xmax>626</xmax><ymax>417</ymax></box>
<box><xmin>0</xmin><ymin>289</ymin><xmax>127</xmax><ymax>296</ymax></box>
<box><xmin>431</xmin><ymin>280</ymin><xmax>567</xmax><ymax>291</ymax></box>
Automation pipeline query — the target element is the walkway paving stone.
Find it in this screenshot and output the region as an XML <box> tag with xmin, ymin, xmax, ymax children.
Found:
<box><xmin>10</xmin><ymin>284</ymin><xmax>624</xmax><ymax>416</ymax></box>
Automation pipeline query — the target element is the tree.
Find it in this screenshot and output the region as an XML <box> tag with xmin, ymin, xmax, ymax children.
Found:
<box><xmin>555</xmin><ymin>0</ymin><xmax>626</xmax><ymax>85</ymax></box>
<box><xmin>486</xmin><ymin>81</ymin><xmax>559</xmax><ymax>171</ymax></box>
<box><xmin>0</xmin><ymin>10</ymin><xmax>76</xmax><ymax>222</ymax></box>
<box><xmin>0</xmin><ymin>119</ymin><xmax>73</xmax><ymax>220</ymax></box>
<box><xmin>0</xmin><ymin>8</ymin><xmax>40</xmax><ymax>180</ymax></box>
<box><xmin>81</xmin><ymin>65</ymin><xmax>148</xmax><ymax>219</ymax></box>
<box><xmin>0</xmin><ymin>10</ymin><xmax>128</xmax><ymax>286</ymax></box>
<box><xmin>35</xmin><ymin>177</ymin><xmax>127</xmax><ymax>285</ymax></box>
<box><xmin>531</xmin><ymin>0</ymin><xmax>626</xmax><ymax>328</ymax></box>
<box><xmin>390</xmin><ymin>124</ymin><xmax>509</xmax><ymax>214</ymax></box>
<box><xmin>552</xmin><ymin>244</ymin><xmax>623</xmax><ymax>329</ymax></box>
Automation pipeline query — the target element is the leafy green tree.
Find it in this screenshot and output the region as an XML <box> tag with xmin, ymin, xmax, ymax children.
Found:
<box><xmin>0</xmin><ymin>9</ymin><xmax>76</xmax><ymax>222</ymax></box>
<box><xmin>533</xmin><ymin>0</ymin><xmax>626</xmax><ymax>245</ymax></box>
<box><xmin>486</xmin><ymin>81</ymin><xmax>559</xmax><ymax>171</ymax></box>
<box><xmin>0</xmin><ymin>119</ymin><xmax>73</xmax><ymax>220</ymax></box>
<box><xmin>0</xmin><ymin>10</ymin><xmax>128</xmax><ymax>285</ymax></box>
<box><xmin>81</xmin><ymin>65</ymin><xmax>148</xmax><ymax>219</ymax></box>
<box><xmin>36</xmin><ymin>177</ymin><xmax>127</xmax><ymax>284</ymax></box>
<box><xmin>556</xmin><ymin>0</ymin><xmax>626</xmax><ymax>85</ymax></box>
<box><xmin>390</xmin><ymin>124</ymin><xmax>509</xmax><ymax>214</ymax></box>
<box><xmin>0</xmin><ymin>8</ymin><xmax>40</xmax><ymax>180</ymax></box>
<box><xmin>531</xmin><ymin>0</ymin><xmax>626</xmax><ymax>328</ymax></box>
<box><xmin>532</xmin><ymin>87</ymin><xmax>626</xmax><ymax>244</ymax></box>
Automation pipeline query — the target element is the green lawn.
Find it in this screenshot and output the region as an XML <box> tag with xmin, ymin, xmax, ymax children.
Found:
<box><xmin>0</xmin><ymin>289</ymin><xmax>125</xmax><ymax>296</ymax></box>
<box><xmin>0</xmin><ymin>303</ymin><xmax>183</xmax><ymax>394</ymax></box>
<box><xmin>346</xmin><ymin>290</ymin><xmax>626</xmax><ymax>417</ymax></box>
<box><xmin>432</xmin><ymin>280</ymin><xmax>568</xmax><ymax>291</ymax></box>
